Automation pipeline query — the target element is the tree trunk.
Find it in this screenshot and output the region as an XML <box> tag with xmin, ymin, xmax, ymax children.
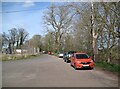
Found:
<box><xmin>8</xmin><ymin>42</ymin><xmax>12</xmax><ymax>54</ymax></box>
<box><xmin>16</xmin><ymin>41</ymin><xmax>19</xmax><ymax>49</ymax></box>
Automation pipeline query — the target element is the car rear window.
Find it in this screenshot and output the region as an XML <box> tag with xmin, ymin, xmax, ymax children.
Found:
<box><xmin>76</xmin><ymin>54</ymin><xmax>89</xmax><ymax>59</ymax></box>
<box><xmin>68</xmin><ymin>51</ymin><xmax>76</xmax><ymax>54</ymax></box>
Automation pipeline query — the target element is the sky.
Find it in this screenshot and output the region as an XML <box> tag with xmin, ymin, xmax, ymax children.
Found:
<box><xmin>2</xmin><ymin>1</ymin><xmax>53</xmax><ymax>39</ymax></box>
<box><xmin>1</xmin><ymin>0</ymin><xmax>117</xmax><ymax>39</ymax></box>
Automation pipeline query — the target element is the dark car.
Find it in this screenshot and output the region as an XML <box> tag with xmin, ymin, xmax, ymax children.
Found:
<box><xmin>64</xmin><ymin>51</ymin><xmax>76</xmax><ymax>63</ymax></box>
<box><xmin>63</xmin><ymin>52</ymin><xmax>67</xmax><ymax>61</ymax></box>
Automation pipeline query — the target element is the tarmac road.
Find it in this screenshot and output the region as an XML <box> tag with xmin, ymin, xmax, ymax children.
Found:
<box><xmin>2</xmin><ymin>54</ymin><xmax>118</xmax><ymax>87</ymax></box>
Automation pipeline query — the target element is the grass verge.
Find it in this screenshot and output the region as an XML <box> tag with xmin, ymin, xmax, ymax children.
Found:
<box><xmin>53</xmin><ymin>53</ymin><xmax>59</xmax><ymax>57</ymax></box>
<box><xmin>2</xmin><ymin>54</ymin><xmax>40</xmax><ymax>61</ymax></box>
<box><xmin>95</xmin><ymin>61</ymin><xmax>120</xmax><ymax>73</ymax></box>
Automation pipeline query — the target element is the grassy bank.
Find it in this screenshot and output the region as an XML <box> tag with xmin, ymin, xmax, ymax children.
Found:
<box><xmin>95</xmin><ymin>61</ymin><xmax>120</xmax><ymax>73</ymax></box>
<box><xmin>2</xmin><ymin>54</ymin><xmax>40</xmax><ymax>61</ymax></box>
<box><xmin>53</xmin><ymin>53</ymin><xmax>59</xmax><ymax>57</ymax></box>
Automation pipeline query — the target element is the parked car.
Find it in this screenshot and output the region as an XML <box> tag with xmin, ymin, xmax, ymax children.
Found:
<box><xmin>42</xmin><ymin>51</ymin><xmax>47</xmax><ymax>54</ymax></box>
<box><xmin>70</xmin><ymin>52</ymin><xmax>94</xmax><ymax>70</ymax></box>
<box><xmin>64</xmin><ymin>51</ymin><xmax>76</xmax><ymax>63</ymax></box>
<box><xmin>58</xmin><ymin>52</ymin><xmax>64</xmax><ymax>58</ymax></box>
<box><xmin>63</xmin><ymin>52</ymin><xmax>67</xmax><ymax>61</ymax></box>
<box><xmin>48</xmin><ymin>51</ymin><xmax>53</xmax><ymax>55</ymax></box>
<box><xmin>48</xmin><ymin>51</ymin><xmax>54</xmax><ymax>55</ymax></box>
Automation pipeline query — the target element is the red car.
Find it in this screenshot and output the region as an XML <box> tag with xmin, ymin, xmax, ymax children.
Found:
<box><xmin>70</xmin><ymin>52</ymin><xmax>94</xmax><ymax>70</ymax></box>
<box><xmin>48</xmin><ymin>51</ymin><xmax>54</xmax><ymax>55</ymax></box>
<box><xmin>48</xmin><ymin>52</ymin><xmax>52</xmax><ymax>55</ymax></box>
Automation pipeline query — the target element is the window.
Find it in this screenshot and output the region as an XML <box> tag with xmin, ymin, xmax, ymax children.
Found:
<box><xmin>76</xmin><ymin>54</ymin><xmax>89</xmax><ymax>59</ymax></box>
<box><xmin>72</xmin><ymin>54</ymin><xmax>74</xmax><ymax>57</ymax></box>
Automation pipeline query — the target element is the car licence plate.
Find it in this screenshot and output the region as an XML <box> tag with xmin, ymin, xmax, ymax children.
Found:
<box><xmin>83</xmin><ymin>65</ymin><xmax>89</xmax><ymax>67</ymax></box>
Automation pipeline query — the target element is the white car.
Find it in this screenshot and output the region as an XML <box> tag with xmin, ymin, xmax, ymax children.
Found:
<box><xmin>58</xmin><ymin>53</ymin><xmax>64</xmax><ymax>58</ymax></box>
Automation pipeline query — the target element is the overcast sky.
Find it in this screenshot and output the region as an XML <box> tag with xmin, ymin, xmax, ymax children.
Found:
<box><xmin>2</xmin><ymin>2</ymin><xmax>52</xmax><ymax>39</ymax></box>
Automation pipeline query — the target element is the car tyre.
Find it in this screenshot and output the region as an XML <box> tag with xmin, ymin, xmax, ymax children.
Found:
<box><xmin>63</xmin><ymin>58</ymin><xmax>65</xmax><ymax>61</ymax></box>
<box><xmin>74</xmin><ymin>64</ymin><xmax>77</xmax><ymax>70</ymax></box>
<box><xmin>66</xmin><ymin>59</ymin><xmax>68</xmax><ymax>63</ymax></box>
<box><xmin>65</xmin><ymin>59</ymin><xmax>66</xmax><ymax>62</ymax></box>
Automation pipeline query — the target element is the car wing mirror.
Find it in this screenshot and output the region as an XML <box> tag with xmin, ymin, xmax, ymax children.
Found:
<box><xmin>89</xmin><ymin>56</ymin><xmax>95</xmax><ymax>62</ymax></box>
<box><xmin>89</xmin><ymin>56</ymin><xmax>92</xmax><ymax>59</ymax></box>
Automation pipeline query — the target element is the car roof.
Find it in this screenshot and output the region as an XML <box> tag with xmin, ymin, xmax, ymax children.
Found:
<box><xmin>74</xmin><ymin>52</ymin><xmax>86</xmax><ymax>54</ymax></box>
<box><xmin>67</xmin><ymin>51</ymin><xmax>76</xmax><ymax>53</ymax></box>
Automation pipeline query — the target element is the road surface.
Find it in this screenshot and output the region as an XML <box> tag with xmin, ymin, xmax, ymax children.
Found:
<box><xmin>2</xmin><ymin>54</ymin><xmax>118</xmax><ymax>87</ymax></box>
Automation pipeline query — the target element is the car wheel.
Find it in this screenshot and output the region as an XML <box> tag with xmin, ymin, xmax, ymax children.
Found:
<box><xmin>66</xmin><ymin>59</ymin><xmax>68</xmax><ymax>63</ymax></box>
<box><xmin>74</xmin><ymin>64</ymin><xmax>77</xmax><ymax>70</ymax></box>
<box><xmin>65</xmin><ymin>59</ymin><xmax>66</xmax><ymax>62</ymax></box>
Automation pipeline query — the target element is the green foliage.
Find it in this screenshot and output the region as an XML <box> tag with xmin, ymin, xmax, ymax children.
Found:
<box><xmin>42</xmin><ymin>31</ymin><xmax>55</xmax><ymax>52</ymax></box>
<box><xmin>95</xmin><ymin>61</ymin><xmax>120</xmax><ymax>73</ymax></box>
<box><xmin>96</xmin><ymin>46</ymin><xmax>119</xmax><ymax>65</ymax></box>
<box><xmin>30</xmin><ymin>35</ymin><xmax>41</xmax><ymax>48</ymax></box>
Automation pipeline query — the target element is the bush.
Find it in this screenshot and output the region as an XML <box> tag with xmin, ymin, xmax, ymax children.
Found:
<box><xmin>95</xmin><ymin>61</ymin><xmax>120</xmax><ymax>73</ymax></box>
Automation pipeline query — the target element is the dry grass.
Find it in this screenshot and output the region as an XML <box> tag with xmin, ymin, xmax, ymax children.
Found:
<box><xmin>0</xmin><ymin>53</ymin><xmax>2</xmax><ymax>61</ymax></box>
<box><xmin>2</xmin><ymin>53</ymin><xmax>39</xmax><ymax>61</ymax></box>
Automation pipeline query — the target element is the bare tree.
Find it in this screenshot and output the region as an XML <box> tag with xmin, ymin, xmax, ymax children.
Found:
<box><xmin>2</xmin><ymin>32</ymin><xmax>12</xmax><ymax>54</ymax></box>
<box><xmin>18</xmin><ymin>28</ymin><xmax>29</xmax><ymax>48</ymax></box>
<box><xmin>66</xmin><ymin>2</ymin><xmax>119</xmax><ymax>63</ymax></box>
<box><xmin>8</xmin><ymin>28</ymin><xmax>18</xmax><ymax>53</ymax></box>
<box><xmin>2</xmin><ymin>28</ymin><xmax>29</xmax><ymax>54</ymax></box>
<box><xmin>43</xmin><ymin>4</ymin><xmax>75</xmax><ymax>53</ymax></box>
<box><xmin>96</xmin><ymin>2</ymin><xmax>119</xmax><ymax>63</ymax></box>
<box><xmin>66</xmin><ymin>3</ymin><xmax>93</xmax><ymax>54</ymax></box>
